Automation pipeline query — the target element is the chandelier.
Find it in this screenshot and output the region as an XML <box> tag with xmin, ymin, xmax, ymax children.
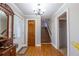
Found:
<box><xmin>33</xmin><ymin>4</ymin><xmax>45</xmax><ymax>15</ymax></box>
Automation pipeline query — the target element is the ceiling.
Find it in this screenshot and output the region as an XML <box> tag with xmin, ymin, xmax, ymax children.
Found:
<box><xmin>15</xmin><ymin>3</ymin><xmax>63</xmax><ymax>19</ymax></box>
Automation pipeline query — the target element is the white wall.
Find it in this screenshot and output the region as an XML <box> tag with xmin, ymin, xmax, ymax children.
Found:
<box><xmin>25</xmin><ymin>15</ymin><xmax>41</xmax><ymax>46</ymax></box>
<box><xmin>46</xmin><ymin>16</ymin><xmax>56</xmax><ymax>47</ymax></box>
<box><xmin>7</xmin><ymin>3</ymin><xmax>24</xmax><ymax>19</ymax></box>
<box><xmin>50</xmin><ymin>3</ymin><xmax>79</xmax><ymax>56</ymax></box>
<box><xmin>46</xmin><ymin>18</ymin><xmax>52</xmax><ymax>35</ymax></box>
<box><xmin>6</xmin><ymin>3</ymin><xmax>25</xmax><ymax>52</ymax></box>
<box><xmin>14</xmin><ymin>15</ymin><xmax>25</xmax><ymax>52</ymax></box>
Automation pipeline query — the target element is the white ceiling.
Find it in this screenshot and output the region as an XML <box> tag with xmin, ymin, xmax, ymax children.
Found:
<box><xmin>15</xmin><ymin>3</ymin><xmax>63</xmax><ymax>19</ymax></box>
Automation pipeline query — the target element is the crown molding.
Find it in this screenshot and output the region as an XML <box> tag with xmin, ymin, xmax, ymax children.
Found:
<box><xmin>7</xmin><ymin>3</ymin><xmax>25</xmax><ymax>19</ymax></box>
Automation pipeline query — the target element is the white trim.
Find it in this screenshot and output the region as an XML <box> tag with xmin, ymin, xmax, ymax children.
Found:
<box><xmin>36</xmin><ymin>44</ymin><xmax>41</xmax><ymax>46</ymax></box>
<box><xmin>55</xmin><ymin>4</ymin><xmax>66</xmax><ymax>16</ymax></box>
<box><xmin>7</xmin><ymin>3</ymin><xmax>24</xmax><ymax>19</ymax></box>
<box><xmin>47</xmin><ymin>26</ymin><xmax>52</xmax><ymax>42</ymax></box>
<box><xmin>25</xmin><ymin>19</ymin><xmax>41</xmax><ymax>47</ymax></box>
<box><xmin>56</xmin><ymin>8</ymin><xmax>70</xmax><ymax>56</ymax></box>
<box><xmin>22</xmin><ymin>44</ymin><xmax>27</xmax><ymax>47</ymax></box>
<box><xmin>16</xmin><ymin>44</ymin><xmax>27</xmax><ymax>52</ymax></box>
<box><xmin>16</xmin><ymin>45</ymin><xmax>23</xmax><ymax>52</ymax></box>
<box><xmin>25</xmin><ymin>19</ymin><xmax>28</xmax><ymax>47</ymax></box>
<box><xmin>66</xmin><ymin>8</ymin><xmax>70</xmax><ymax>56</ymax></box>
<box><xmin>41</xmin><ymin>43</ymin><xmax>51</xmax><ymax>44</ymax></box>
<box><xmin>51</xmin><ymin>42</ymin><xmax>57</xmax><ymax>49</ymax></box>
<box><xmin>47</xmin><ymin>24</ymin><xmax>58</xmax><ymax>48</ymax></box>
<box><xmin>51</xmin><ymin>42</ymin><xmax>64</xmax><ymax>55</ymax></box>
<box><xmin>50</xmin><ymin>42</ymin><xmax>64</xmax><ymax>55</ymax></box>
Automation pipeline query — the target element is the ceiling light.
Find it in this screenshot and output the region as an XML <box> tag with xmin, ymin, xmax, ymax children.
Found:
<box><xmin>33</xmin><ymin>3</ymin><xmax>45</xmax><ymax>15</ymax></box>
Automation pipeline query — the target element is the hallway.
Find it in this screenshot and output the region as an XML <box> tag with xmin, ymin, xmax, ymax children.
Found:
<box><xmin>0</xmin><ymin>3</ymin><xmax>79</xmax><ymax>56</ymax></box>
<box><xmin>25</xmin><ymin>44</ymin><xmax>64</xmax><ymax>56</ymax></box>
<box><xmin>17</xmin><ymin>27</ymin><xmax>63</xmax><ymax>56</ymax></box>
<box><xmin>13</xmin><ymin>3</ymin><xmax>65</xmax><ymax>56</ymax></box>
<box><xmin>25</xmin><ymin>27</ymin><xmax>63</xmax><ymax>56</ymax></box>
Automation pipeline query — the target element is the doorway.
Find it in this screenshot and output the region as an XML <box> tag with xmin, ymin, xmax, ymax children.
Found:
<box><xmin>58</xmin><ymin>12</ymin><xmax>67</xmax><ymax>55</ymax></box>
<box><xmin>28</xmin><ymin>20</ymin><xmax>35</xmax><ymax>46</ymax></box>
<box><xmin>41</xmin><ymin>18</ymin><xmax>51</xmax><ymax>44</ymax></box>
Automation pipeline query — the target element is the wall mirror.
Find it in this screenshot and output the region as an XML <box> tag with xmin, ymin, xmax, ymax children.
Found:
<box><xmin>0</xmin><ymin>10</ymin><xmax>7</xmax><ymax>38</ymax></box>
<box><xmin>0</xmin><ymin>3</ymin><xmax>14</xmax><ymax>43</ymax></box>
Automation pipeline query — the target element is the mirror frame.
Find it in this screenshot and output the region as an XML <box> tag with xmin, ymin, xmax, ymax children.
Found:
<box><xmin>0</xmin><ymin>10</ymin><xmax>7</xmax><ymax>36</ymax></box>
<box><xmin>0</xmin><ymin>3</ymin><xmax>14</xmax><ymax>44</ymax></box>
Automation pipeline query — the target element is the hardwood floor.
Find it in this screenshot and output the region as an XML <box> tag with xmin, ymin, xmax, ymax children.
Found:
<box><xmin>41</xmin><ymin>27</ymin><xmax>51</xmax><ymax>43</ymax></box>
<box><xmin>25</xmin><ymin>44</ymin><xmax>64</xmax><ymax>56</ymax></box>
<box><xmin>17</xmin><ymin>27</ymin><xmax>64</xmax><ymax>56</ymax></box>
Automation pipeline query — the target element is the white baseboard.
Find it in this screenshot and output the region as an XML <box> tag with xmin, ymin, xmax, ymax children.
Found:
<box><xmin>16</xmin><ymin>46</ymin><xmax>23</xmax><ymax>52</ymax></box>
<box><xmin>22</xmin><ymin>44</ymin><xmax>27</xmax><ymax>47</ymax></box>
<box><xmin>51</xmin><ymin>42</ymin><xmax>57</xmax><ymax>49</ymax></box>
<box><xmin>16</xmin><ymin>44</ymin><xmax>27</xmax><ymax>52</ymax></box>
<box><xmin>41</xmin><ymin>43</ymin><xmax>51</xmax><ymax>44</ymax></box>
<box><xmin>47</xmin><ymin>27</ymin><xmax>57</xmax><ymax>49</ymax></box>
<box><xmin>36</xmin><ymin>44</ymin><xmax>41</xmax><ymax>46</ymax></box>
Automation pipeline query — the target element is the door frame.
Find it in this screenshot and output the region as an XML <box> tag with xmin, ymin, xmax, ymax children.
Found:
<box><xmin>25</xmin><ymin>19</ymin><xmax>28</xmax><ymax>47</ymax></box>
<box><xmin>25</xmin><ymin>19</ymin><xmax>36</xmax><ymax>47</ymax></box>
<box><xmin>56</xmin><ymin>8</ymin><xmax>70</xmax><ymax>56</ymax></box>
<box><xmin>28</xmin><ymin>20</ymin><xmax>35</xmax><ymax>46</ymax></box>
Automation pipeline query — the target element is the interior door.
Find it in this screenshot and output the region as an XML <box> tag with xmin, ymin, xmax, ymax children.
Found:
<box><xmin>28</xmin><ymin>20</ymin><xmax>35</xmax><ymax>46</ymax></box>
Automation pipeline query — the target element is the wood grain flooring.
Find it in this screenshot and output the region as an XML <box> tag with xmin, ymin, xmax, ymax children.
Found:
<box><xmin>17</xmin><ymin>27</ymin><xmax>64</xmax><ymax>56</ymax></box>
<box><xmin>25</xmin><ymin>44</ymin><xmax>64</xmax><ymax>56</ymax></box>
